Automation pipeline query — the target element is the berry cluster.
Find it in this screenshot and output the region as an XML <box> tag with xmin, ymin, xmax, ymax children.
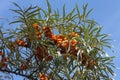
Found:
<box><xmin>81</xmin><ymin>53</ymin><xmax>98</xmax><ymax>69</ymax></box>
<box><xmin>39</xmin><ymin>73</ymin><xmax>49</xmax><ymax>80</ymax></box>
<box><xmin>36</xmin><ymin>46</ymin><xmax>53</xmax><ymax>61</ymax></box>
<box><xmin>42</xmin><ymin>26</ymin><xmax>79</xmax><ymax>57</ymax></box>
<box><xmin>30</xmin><ymin>25</ymin><xmax>81</xmax><ymax>62</ymax></box>
<box><xmin>15</xmin><ymin>39</ymin><xmax>27</xmax><ymax>46</ymax></box>
<box><xmin>33</xmin><ymin>23</ymin><xmax>41</xmax><ymax>39</ymax></box>
<box><xmin>7</xmin><ymin>23</ymin><xmax>98</xmax><ymax>72</ymax></box>
<box><xmin>0</xmin><ymin>51</ymin><xmax>8</xmax><ymax>69</ymax></box>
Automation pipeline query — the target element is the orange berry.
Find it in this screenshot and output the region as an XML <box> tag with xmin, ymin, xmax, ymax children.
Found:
<box><xmin>45</xmin><ymin>55</ymin><xmax>53</xmax><ymax>61</ymax></box>
<box><xmin>51</xmin><ymin>34</ymin><xmax>57</xmax><ymax>40</ymax></box>
<box><xmin>15</xmin><ymin>40</ymin><xmax>20</xmax><ymax>44</ymax></box>
<box><xmin>36</xmin><ymin>31</ymin><xmax>41</xmax><ymax>35</ymax></box>
<box><xmin>35</xmin><ymin>31</ymin><xmax>41</xmax><ymax>38</ymax></box>
<box><xmin>21</xmin><ymin>41</ymin><xmax>26</xmax><ymax>46</ymax></box>
<box><xmin>42</xmin><ymin>26</ymin><xmax>51</xmax><ymax>31</ymax></box>
<box><xmin>0</xmin><ymin>63</ymin><xmax>7</xmax><ymax>68</ymax></box>
<box><xmin>56</xmin><ymin>35</ymin><xmax>65</xmax><ymax>40</ymax></box>
<box><xmin>42</xmin><ymin>27</ymin><xmax>46</xmax><ymax>30</ymax></box>
<box><xmin>37</xmin><ymin>35</ymin><xmax>41</xmax><ymax>38</ymax></box>
<box><xmin>70</xmin><ymin>40</ymin><xmax>78</xmax><ymax>46</ymax></box>
<box><xmin>61</xmin><ymin>40</ymin><xmax>69</xmax><ymax>48</ymax></box>
<box><xmin>57</xmin><ymin>38</ymin><xmax>63</xmax><ymax>42</ymax></box>
<box><xmin>44</xmin><ymin>31</ymin><xmax>53</xmax><ymax>38</ymax></box>
<box><xmin>70</xmin><ymin>32</ymin><xmax>79</xmax><ymax>38</ymax></box>
<box><xmin>42</xmin><ymin>27</ymin><xmax>55</xmax><ymax>39</ymax></box>
<box><xmin>39</xmin><ymin>73</ymin><xmax>49</xmax><ymax>80</ymax></box>
<box><xmin>1</xmin><ymin>57</ymin><xmax>8</xmax><ymax>62</ymax></box>
<box><xmin>93</xmin><ymin>61</ymin><xmax>98</xmax><ymax>65</ymax></box>
<box><xmin>57</xmin><ymin>41</ymin><xmax>62</xmax><ymax>45</ymax></box>
<box><xmin>71</xmin><ymin>32</ymin><xmax>76</xmax><ymax>35</ymax></box>
<box><xmin>16</xmin><ymin>40</ymin><xmax>26</xmax><ymax>46</ymax></box>
<box><xmin>69</xmin><ymin>47</ymin><xmax>78</xmax><ymax>57</ymax></box>
<box><xmin>0</xmin><ymin>51</ymin><xmax>3</xmax><ymax>56</ymax></box>
<box><xmin>36</xmin><ymin>47</ymin><xmax>42</xmax><ymax>56</ymax></box>
<box><xmin>56</xmin><ymin>35</ymin><xmax>67</xmax><ymax>46</ymax></box>
<box><xmin>36</xmin><ymin>46</ymin><xmax>48</xmax><ymax>61</ymax></box>
<box><xmin>32</xmin><ymin>23</ymin><xmax>39</xmax><ymax>30</ymax></box>
<box><xmin>19</xmin><ymin>41</ymin><xmax>24</xmax><ymax>45</ymax></box>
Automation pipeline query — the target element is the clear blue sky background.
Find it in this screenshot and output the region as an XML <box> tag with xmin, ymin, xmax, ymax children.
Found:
<box><xmin>0</xmin><ymin>0</ymin><xmax>120</xmax><ymax>80</ymax></box>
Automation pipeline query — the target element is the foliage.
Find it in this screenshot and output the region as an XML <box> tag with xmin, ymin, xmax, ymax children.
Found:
<box><xmin>0</xmin><ymin>0</ymin><xmax>115</xmax><ymax>80</ymax></box>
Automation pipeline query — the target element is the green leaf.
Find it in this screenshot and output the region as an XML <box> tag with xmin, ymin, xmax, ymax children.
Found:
<box><xmin>76</xmin><ymin>4</ymin><xmax>81</xmax><ymax>19</ymax></box>
<box><xmin>41</xmin><ymin>8</ymin><xmax>47</xmax><ymax>17</ymax></box>
<box><xmin>37</xmin><ymin>7</ymin><xmax>42</xmax><ymax>19</ymax></box>
<box><xmin>27</xmin><ymin>13</ymin><xmax>39</xmax><ymax>19</ymax></box>
<box><xmin>66</xmin><ymin>8</ymin><xmax>76</xmax><ymax>19</ymax></box>
<box><xmin>24</xmin><ymin>5</ymin><xmax>37</xmax><ymax>13</ymax></box>
<box><xmin>63</xmin><ymin>4</ymin><xmax>66</xmax><ymax>18</ymax></box>
<box><xmin>46</xmin><ymin>0</ymin><xmax>51</xmax><ymax>15</ymax></box>
<box><xmin>26</xmin><ymin>8</ymin><xmax>40</xmax><ymax>17</ymax></box>
<box><xmin>9</xmin><ymin>20</ymin><xmax>24</xmax><ymax>24</ymax></box>
<box><xmin>12</xmin><ymin>2</ymin><xmax>23</xmax><ymax>11</ymax></box>
<box><xmin>86</xmin><ymin>9</ymin><xmax>93</xmax><ymax>18</ymax></box>
<box><xmin>84</xmin><ymin>27</ymin><xmax>89</xmax><ymax>42</ymax></box>
<box><xmin>106</xmin><ymin>66</ymin><xmax>115</xmax><ymax>76</ymax></box>
<box><xmin>10</xmin><ymin>9</ymin><xmax>24</xmax><ymax>18</ymax></box>
<box><xmin>83</xmin><ymin>3</ymin><xmax>88</xmax><ymax>19</ymax></box>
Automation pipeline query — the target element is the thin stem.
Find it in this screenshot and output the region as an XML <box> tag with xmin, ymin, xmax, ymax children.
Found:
<box><xmin>0</xmin><ymin>69</ymin><xmax>36</xmax><ymax>80</ymax></box>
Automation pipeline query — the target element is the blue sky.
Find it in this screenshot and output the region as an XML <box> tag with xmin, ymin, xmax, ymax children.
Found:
<box><xmin>0</xmin><ymin>0</ymin><xmax>120</xmax><ymax>80</ymax></box>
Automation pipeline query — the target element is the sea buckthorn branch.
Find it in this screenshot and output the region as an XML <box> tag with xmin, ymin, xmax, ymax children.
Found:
<box><xmin>0</xmin><ymin>0</ymin><xmax>115</xmax><ymax>80</ymax></box>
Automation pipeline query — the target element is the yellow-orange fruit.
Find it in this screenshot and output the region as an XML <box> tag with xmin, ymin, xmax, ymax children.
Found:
<box><xmin>36</xmin><ymin>31</ymin><xmax>41</xmax><ymax>38</ymax></box>
<box><xmin>32</xmin><ymin>23</ymin><xmax>39</xmax><ymax>30</ymax></box>
<box><xmin>61</xmin><ymin>40</ymin><xmax>69</xmax><ymax>48</ymax></box>
<box><xmin>37</xmin><ymin>35</ymin><xmax>41</xmax><ymax>38</ymax></box>
<box><xmin>36</xmin><ymin>31</ymin><xmax>41</xmax><ymax>35</ymax></box>
<box><xmin>15</xmin><ymin>40</ymin><xmax>27</xmax><ymax>46</ymax></box>
<box><xmin>70</xmin><ymin>40</ymin><xmax>78</xmax><ymax>47</ymax></box>
<box><xmin>42</xmin><ymin>27</ymin><xmax>54</xmax><ymax>38</ymax></box>
<box><xmin>70</xmin><ymin>32</ymin><xmax>79</xmax><ymax>38</ymax></box>
<box><xmin>39</xmin><ymin>73</ymin><xmax>49</xmax><ymax>80</ymax></box>
<box><xmin>51</xmin><ymin>34</ymin><xmax>57</xmax><ymax>41</ymax></box>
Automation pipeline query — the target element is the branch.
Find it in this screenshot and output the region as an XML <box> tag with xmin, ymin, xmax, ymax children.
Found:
<box><xmin>0</xmin><ymin>68</ymin><xmax>36</xmax><ymax>80</ymax></box>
